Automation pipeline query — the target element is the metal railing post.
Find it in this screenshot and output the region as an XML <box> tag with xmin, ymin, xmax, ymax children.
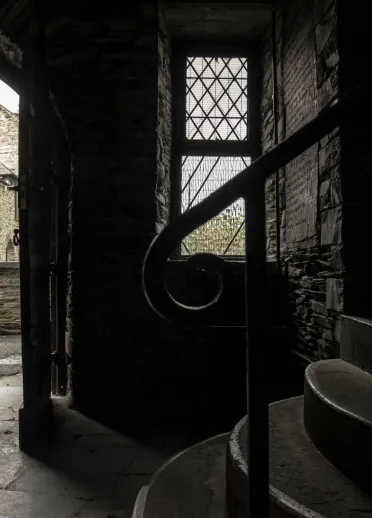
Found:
<box><xmin>245</xmin><ymin>176</ymin><xmax>269</xmax><ymax>518</ymax></box>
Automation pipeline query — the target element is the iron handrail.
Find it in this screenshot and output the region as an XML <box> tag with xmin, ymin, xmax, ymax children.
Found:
<box><xmin>142</xmin><ymin>80</ymin><xmax>369</xmax><ymax>324</ymax></box>
<box><xmin>142</xmin><ymin>79</ymin><xmax>370</xmax><ymax>518</ymax></box>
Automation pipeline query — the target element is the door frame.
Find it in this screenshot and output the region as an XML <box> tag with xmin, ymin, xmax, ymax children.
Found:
<box><xmin>1</xmin><ymin>27</ymin><xmax>69</xmax><ymax>450</ymax></box>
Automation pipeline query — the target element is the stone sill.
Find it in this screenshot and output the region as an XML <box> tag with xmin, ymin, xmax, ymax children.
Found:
<box><xmin>0</xmin><ymin>262</ymin><xmax>19</xmax><ymax>269</ymax></box>
<box><xmin>168</xmin><ymin>258</ymin><xmax>278</xmax><ymax>274</ymax></box>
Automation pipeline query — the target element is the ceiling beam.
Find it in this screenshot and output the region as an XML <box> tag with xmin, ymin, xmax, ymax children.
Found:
<box><xmin>0</xmin><ymin>54</ymin><xmax>21</xmax><ymax>93</ymax></box>
<box><xmin>0</xmin><ymin>0</ymin><xmax>31</xmax><ymax>42</ymax></box>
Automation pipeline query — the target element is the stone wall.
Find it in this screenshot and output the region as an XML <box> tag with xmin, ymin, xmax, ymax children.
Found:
<box><xmin>0</xmin><ymin>186</ymin><xmax>18</xmax><ymax>262</ymax></box>
<box><xmin>0</xmin><ymin>105</ymin><xmax>18</xmax><ymax>262</ymax></box>
<box><xmin>156</xmin><ymin>9</ymin><xmax>172</xmax><ymax>233</ymax></box>
<box><xmin>45</xmin><ymin>4</ymin><xmax>248</xmax><ymax>428</ymax></box>
<box><xmin>0</xmin><ymin>263</ymin><xmax>20</xmax><ymax>334</ymax></box>
<box><xmin>262</xmin><ymin>0</ymin><xmax>341</xmax><ymax>360</ymax></box>
<box><xmin>0</xmin><ymin>51</ymin><xmax>20</xmax><ymax>332</ymax></box>
<box><xmin>0</xmin><ymin>104</ymin><xmax>18</xmax><ymax>171</ymax></box>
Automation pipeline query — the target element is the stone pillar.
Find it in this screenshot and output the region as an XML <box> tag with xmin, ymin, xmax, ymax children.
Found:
<box><xmin>46</xmin><ymin>5</ymin><xmax>160</xmax><ymax>417</ymax></box>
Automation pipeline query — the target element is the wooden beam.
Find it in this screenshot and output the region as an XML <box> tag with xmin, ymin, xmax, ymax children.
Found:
<box><xmin>0</xmin><ymin>0</ymin><xmax>32</xmax><ymax>38</ymax></box>
<box><xmin>0</xmin><ymin>55</ymin><xmax>21</xmax><ymax>93</ymax></box>
<box><xmin>18</xmin><ymin>10</ymin><xmax>54</xmax><ymax>452</ymax></box>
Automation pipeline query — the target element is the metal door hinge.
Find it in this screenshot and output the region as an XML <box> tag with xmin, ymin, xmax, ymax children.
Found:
<box><xmin>50</xmin><ymin>262</ymin><xmax>59</xmax><ymax>276</ymax></box>
<box><xmin>51</xmin><ymin>351</ymin><xmax>65</xmax><ymax>366</ymax></box>
<box><xmin>13</xmin><ymin>229</ymin><xmax>20</xmax><ymax>246</ymax></box>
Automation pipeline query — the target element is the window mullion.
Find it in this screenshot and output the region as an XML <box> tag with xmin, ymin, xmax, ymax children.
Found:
<box><xmin>173</xmin><ymin>45</ymin><xmax>260</xmax><ymax>257</ymax></box>
<box><xmin>176</xmin><ymin>140</ymin><xmax>254</xmax><ymax>158</ymax></box>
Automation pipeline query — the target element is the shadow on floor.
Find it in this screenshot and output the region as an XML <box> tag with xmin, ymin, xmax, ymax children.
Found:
<box><xmin>0</xmin><ymin>379</ymin><xmax>225</xmax><ymax>518</ymax></box>
<box><xmin>0</xmin><ymin>347</ymin><xmax>307</xmax><ymax>518</ymax></box>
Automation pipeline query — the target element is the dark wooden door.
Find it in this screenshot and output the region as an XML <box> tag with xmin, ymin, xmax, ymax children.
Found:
<box><xmin>50</xmin><ymin>127</ymin><xmax>69</xmax><ymax>396</ymax></box>
<box><xmin>18</xmin><ymin>19</ymin><xmax>54</xmax><ymax>451</ymax></box>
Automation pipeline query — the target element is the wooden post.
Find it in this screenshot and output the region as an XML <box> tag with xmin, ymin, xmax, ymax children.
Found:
<box><xmin>18</xmin><ymin>11</ymin><xmax>54</xmax><ymax>451</ymax></box>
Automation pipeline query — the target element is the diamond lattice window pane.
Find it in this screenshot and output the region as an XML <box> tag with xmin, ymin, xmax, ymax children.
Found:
<box><xmin>181</xmin><ymin>156</ymin><xmax>251</xmax><ymax>255</ymax></box>
<box><xmin>186</xmin><ymin>57</ymin><xmax>248</xmax><ymax>140</ymax></box>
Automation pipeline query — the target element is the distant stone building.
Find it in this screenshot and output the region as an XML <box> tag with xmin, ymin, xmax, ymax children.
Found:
<box><xmin>0</xmin><ymin>103</ymin><xmax>18</xmax><ymax>263</ymax></box>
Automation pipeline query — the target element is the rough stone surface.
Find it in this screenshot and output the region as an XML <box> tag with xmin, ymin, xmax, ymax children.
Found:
<box><xmin>47</xmin><ymin>8</ymin><xmax>162</xmax><ymax>419</ymax></box>
<box><xmin>0</xmin><ymin>380</ymin><xmax>215</xmax><ymax>518</ymax></box>
<box><xmin>262</xmin><ymin>0</ymin><xmax>342</xmax><ymax>360</ymax></box>
<box><xmin>304</xmin><ymin>358</ymin><xmax>372</xmax><ymax>496</ymax></box>
<box><xmin>326</xmin><ymin>278</ymin><xmax>343</xmax><ymax>312</ymax></box>
<box><xmin>0</xmin><ymin>104</ymin><xmax>18</xmax><ymax>172</ymax></box>
<box><xmin>0</xmin><ymin>187</ymin><xmax>18</xmax><ymax>263</ymax></box>
<box><xmin>0</xmin><ymin>31</ymin><xmax>22</xmax><ymax>70</ymax></box>
<box><xmin>0</xmin><ymin>265</ymin><xmax>20</xmax><ymax>334</ymax></box>
<box><xmin>45</xmin><ymin>6</ymin><xmax>248</xmax><ymax>425</ymax></box>
<box><xmin>228</xmin><ymin>397</ymin><xmax>372</xmax><ymax>518</ymax></box>
<box><xmin>321</xmin><ymin>206</ymin><xmax>342</xmax><ymax>246</ymax></box>
<box><xmin>0</xmin><ymin>106</ymin><xmax>18</xmax><ymax>263</ymax></box>
<box><xmin>285</xmin><ymin>146</ymin><xmax>318</xmax><ymax>243</ymax></box>
<box><xmin>340</xmin><ymin>316</ymin><xmax>372</xmax><ymax>375</ymax></box>
<box><xmin>142</xmin><ymin>434</ymin><xmax>229</xmax><ymax>518</ymax></box>
<box><xmin>156</xmin><ymin>11</ymin><xmax>172</xmax><ymax>234</ymax></box>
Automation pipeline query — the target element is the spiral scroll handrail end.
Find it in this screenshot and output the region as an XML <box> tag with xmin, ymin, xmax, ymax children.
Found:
<box><xmin>142</xmin><ymin>230</ymin><xmax>232</xmax><ymax>325</ymax></box>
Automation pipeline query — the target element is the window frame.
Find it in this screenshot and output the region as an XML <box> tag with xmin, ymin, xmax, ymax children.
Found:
<box><xmin>170</xmin><ymin>40</ymin><xmax>262</xmax><ymax>259</ymax></box>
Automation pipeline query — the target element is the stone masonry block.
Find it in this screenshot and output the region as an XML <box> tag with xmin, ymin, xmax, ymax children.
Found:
<box><xmin>326</xmin><ymin>278</ymin><xmax>344</xmax><ymax>312</ymax></box>
<box><xmin>321</xmin><ymin>206</ymin><xmax>342</xmax><ymax>246</ymax></box>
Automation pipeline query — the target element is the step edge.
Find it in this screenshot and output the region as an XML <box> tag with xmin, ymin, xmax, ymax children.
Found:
<box><xmin>305</xmin><ymin>362</ymin><xmax>372</xmax><ymax>428</ymax></box>
<box><xmin>134</xmin><ymin>433</ymin><xmax>229</xmax><ymax>518</ymax></box>
<box><xmin>148</xmin><ymin>432</ymin><xmax>229</xmax><ymax>487</ymax></box>
<box><xmin>341</xmin><ymin>315</ymin><xmax>372</xmax><ymax>327</ymax></box>
<box><xmin>340</xmin><ymin>315</ymin><xmax>372</xmax><ymax>374</ymax></box>
<box><xmin>132</xmin><ymin>485</ymin><xmax>149</xmax><ymax>518</ymax></box>
<box><xmin>228</xmin><ymin>398</ymin><xmax>326</xmax><ymax>518</ymax></box>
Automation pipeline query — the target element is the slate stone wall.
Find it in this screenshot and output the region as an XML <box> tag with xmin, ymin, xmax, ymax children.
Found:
<box><xmin>262</xmin><ymin>0</ymin><xmax>342</xmax><ymax>360</ymax></box>
<box><xmin>0</xmin><ymin>105</ymin><xmax>19</xmax><ymax>263</ymax></box>
<box><xmin>0</xmin><ymin>263</ymin><xmax>20</xmax><ymax>334</ymax></box>
<box><xmin>156</xmin><ymin>10</ymin><xmax>172</xmax><ymax>233</ymax></box>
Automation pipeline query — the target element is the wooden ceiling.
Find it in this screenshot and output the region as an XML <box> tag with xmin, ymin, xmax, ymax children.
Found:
<box><xmin>0</xmin><ymin>0</ymin><xmax>273</xmax><ymax>44</ymax></box>
<box><xmin>164</xmin><ymin>2</ymin><xmax>272</xmax><ymax>40</ymax></box>
<box><xmin>0</xmin><ymin>0</ymin><xmax>32</xmax><ymax>43</ymax></box>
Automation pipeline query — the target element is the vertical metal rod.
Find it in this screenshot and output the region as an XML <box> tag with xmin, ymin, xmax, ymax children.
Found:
<box><xmin>272</xmin><ymin>0</ymin><xmax>281</xmax><ymax>272</ymax></box>
<box><xmin>52</xmin><ymin>129</ymin><xmax>69</xmax><ymax>395</ymax></box>
<box><xmin>18</xmin><ymin>30</ymin><xmax>34</xmax><ymax>417</ymax></box>
<box><xmin>245</xmin><ymin>178</ymin><xmax>269</xmax><ymax>518</ymax></box>
<box><xmin>50</xmin><ymin>159</ymin><xmax>58</xmax><ymax>395</ymax></box>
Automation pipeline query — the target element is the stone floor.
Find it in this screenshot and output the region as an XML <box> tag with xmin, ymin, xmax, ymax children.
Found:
<box><xmin>0</xmin><ymin>336</ymin><xmax>21</xmax><ymax>377</ymax></box>
<box><xmin>0</xmin><ymin>372</ymin><xmax>209</xmax><ymax>518</ymax></box>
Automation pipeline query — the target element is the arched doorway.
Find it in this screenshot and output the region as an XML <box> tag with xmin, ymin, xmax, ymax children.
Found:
<box><xmin>1</xmin><ymin>35</ymin><xmax>71</xmax><ymax>450</ymax></box>
<box><xmin>0</xmin><ymin>76</ymin><xmax>22</xmax><ymax>390</ymax></box>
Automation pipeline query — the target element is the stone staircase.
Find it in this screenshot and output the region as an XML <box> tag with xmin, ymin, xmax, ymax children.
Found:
<box><xmin>132</xmin><ymin>315</ymin><xmax>372</xmax><ymax>517</ymax></box>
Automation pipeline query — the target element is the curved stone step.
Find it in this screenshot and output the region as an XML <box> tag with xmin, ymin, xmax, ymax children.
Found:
<box><xmin>133</xmin><ymin>433</ymin><xmax>229</xmax><ymax>518</ymax></box>
<box><xmin>304</xmin><ymin>358</ymin><xmax>372</xmax><ymax>496</ymax></box>
<box><xmin>340</xmin><ymin>315</ymin><xmax>372</xmax><ymax>374</ymax></box>
<box><xmin>227</xmin><ymin>396</ymin><xmax>372</xmax><ymax>518</ymax></box>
